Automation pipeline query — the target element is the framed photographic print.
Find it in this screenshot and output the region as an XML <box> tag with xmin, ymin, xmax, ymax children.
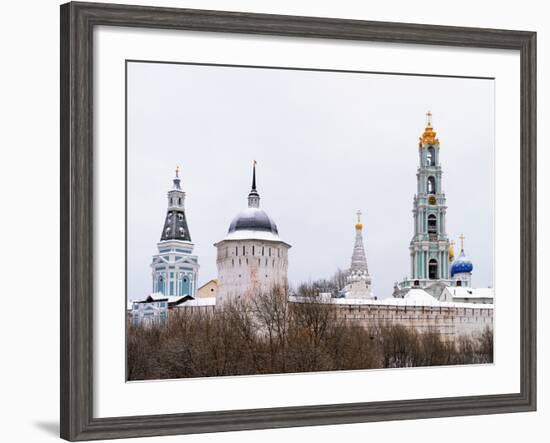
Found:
<box><xmin>60</xmin><ymin>1</ymin><xmax>536</xmax><ymax>441</ymax></box>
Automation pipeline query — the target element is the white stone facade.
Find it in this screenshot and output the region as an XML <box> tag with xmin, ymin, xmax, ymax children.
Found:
<box><xmin>215</xmin><ymin>239</ymin><xmax>289</xmax><ymax>305</ymax></box>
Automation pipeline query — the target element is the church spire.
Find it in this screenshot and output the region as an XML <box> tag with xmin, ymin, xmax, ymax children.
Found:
<box><xmin>341</xmin><ymin>210</ymin><xmax>373</xmax><ymax>299</ymax></box>
<box><xmin>350</xmin><ymin>210</ymin><xmax>370</xmax><ymax>278</ymax></box>
<box><xmin>248</xmin><ymin>160</ymin><xmax>260</xmax><ymax>208</ymax></box>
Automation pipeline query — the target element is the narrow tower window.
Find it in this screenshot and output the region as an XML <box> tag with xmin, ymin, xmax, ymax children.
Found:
<box><xmin>429</xmin><ymin>259</ymin><xmax>438</xmax><ymax>280</ymax></box>
<box><xmin>428</xmin><ymin>214</ymin><xmax>437</xmax><ymax>235</ymax></box>
<box><xmin>427</xmin><ymin>147</ymin><xmax>436</xmax><ymax>166</ymax></box>
<box><xmin>427</xmin><ymin>176</ymin><xmax>436</xmax><ymax>194</ymax></box>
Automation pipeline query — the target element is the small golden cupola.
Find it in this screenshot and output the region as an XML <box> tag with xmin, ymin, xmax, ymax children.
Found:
<box><xmin>355</xmin><ymin>210</ymin><xmax>363</xmax><ymax>230</ymax></box>
<box><xmin>419</xmin><ymin>111</ymin><xmax>440</xmax><ymax>146</ymax></box>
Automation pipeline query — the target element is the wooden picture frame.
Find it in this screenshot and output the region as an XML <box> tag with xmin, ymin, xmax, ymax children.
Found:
<box><xmin>60</xmin><ymin>1</ymin><xmax>536</xmax><ymax>440</ymax></box>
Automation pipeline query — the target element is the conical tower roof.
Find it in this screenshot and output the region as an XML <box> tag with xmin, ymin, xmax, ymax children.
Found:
<box><xmin>349</xmin><ymin>211</ymin><xmax>370</xmax><ymax>280</ymax></box>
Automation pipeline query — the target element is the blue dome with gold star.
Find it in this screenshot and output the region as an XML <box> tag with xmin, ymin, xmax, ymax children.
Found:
<box><xmin>451</xmin><ymin>250</ymin><xmax>473</xmax><ymax>277</ymax></box>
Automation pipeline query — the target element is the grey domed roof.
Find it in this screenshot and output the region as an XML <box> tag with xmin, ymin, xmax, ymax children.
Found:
<box><xmin>220</xmin><ymin>162</ymin><xmax>289</xmax><ymax>243</ymax></box>
<box><xmin>228</xmin><ymin>207</ymin><xmax>278</xmax><ymax>235</ymax></box>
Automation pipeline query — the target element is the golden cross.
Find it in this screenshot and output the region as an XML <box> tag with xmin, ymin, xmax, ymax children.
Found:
<box><xmin>357</xmin><ymin>210</ymin><xmax>362</xmax><ymax>223</ymax></box>
<box><xmin>426</xmin><ymin>111</ymin><xmax>433</xmax><ymax>127</ymax></box>
<box><xmin>175</xmin><ymin>165</ymin><xmax>180</xmax><ymax>178</ymax></box>
<box><xmin>459</xmin><ymin>233</ymin><xmax>465</xmax><ymax>251</ymax></box>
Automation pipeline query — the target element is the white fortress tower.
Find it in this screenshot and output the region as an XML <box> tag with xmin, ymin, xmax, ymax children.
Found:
<box><xmin>150</xmin><ymin>167</ymin><xmax>199</xmax><ymax>297</ymax></box>
<box><xmin>340</xmin><ymin>211</ymin><xmax>374</xmax><ymax>299</ymax></box>
<box><xmin>214</xmin><ymin>162</ymin><xmax>291</xmax><ymax>305</ymax></box>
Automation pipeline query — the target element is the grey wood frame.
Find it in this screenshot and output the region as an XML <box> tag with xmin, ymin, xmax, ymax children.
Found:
<box><xmin>60</xmin><ymin>1</ymin><xmax>537</xmax><ymax>441</ymax></box>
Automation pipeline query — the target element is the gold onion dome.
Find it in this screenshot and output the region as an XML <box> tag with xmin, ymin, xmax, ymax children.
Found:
<box><xmin>355</xmin><ymin>223</ymin><xmax>363</xmax><ymax>230</ymax></box>
<box><xmin>419</xmin><ymin>111</ymin><xmax>440</xmax><ymax>146</ymax></box>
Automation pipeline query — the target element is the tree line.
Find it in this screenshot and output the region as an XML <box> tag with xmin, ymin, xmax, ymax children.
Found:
<box><xmin>127</xmin><ymin>285</ymin><xmax>493</xmax><ymax>381</ymax></box>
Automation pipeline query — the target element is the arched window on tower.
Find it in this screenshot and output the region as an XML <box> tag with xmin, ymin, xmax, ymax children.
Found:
<box><xmin>429</xmin><ymin>259</ymin><xmax>438</xmax><ymax>280</ymax></box>
<box><xmin>427</xmin><ymin>176</ymin><xmax>436</xmax><ymax>194</ymax></box>
<box><xmin>428</xmin><ymin>214</ymin><xmax>437</xmax><ymax>240</ymax></box>
<box><xmin>427</xmin><ymin>146</ymin><xmax>436</xmax><ymax>166</ymax></box>
<box><xmin>158</xmin><ymin>275</ymin><xmax>165</xmax><ymax>294</ymax></box>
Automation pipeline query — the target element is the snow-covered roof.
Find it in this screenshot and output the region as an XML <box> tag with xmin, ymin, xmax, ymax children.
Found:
<box><xmin>402</xmin><ymin>288</ymin><xmax>442</xmax><ymax>305</ymax></box>
<box><xmin>174</xmin><ymin>297</ymin><xmax>216</xmax><ymax>307</ymax></box>
<box><xmin>447</xmin><ymin>287</ymin><xmax>494</xmax><ymax>299</ymax></box>
<box><xmin>128</xmin><ymin>293</ymin><xmax>194</xmax><ymax>308</ymax></box>
<box><xmin>290</xmin><ymin>288</ymin><xmax>493</xmax><ymax>310</ymax></box>
<box><xmin>220</xmin><ymin>229</ymin><xmax>287</xmax><ymax>243</ymax></box>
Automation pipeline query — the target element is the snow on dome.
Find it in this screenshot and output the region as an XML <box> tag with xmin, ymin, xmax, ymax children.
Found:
<box><xmin>451</xmin><ymin>250</ymin><xmax>474</xmax><ymax>276</ymax></box>
<box><xmin>228</xmin><ymin>207</ymin><xmax>278</xmax><ymax>235</ymax></box>
<box><xmin>221</xmin><ymin>162</ymin><xmax>289</xmax><ymax>244</ymax></box>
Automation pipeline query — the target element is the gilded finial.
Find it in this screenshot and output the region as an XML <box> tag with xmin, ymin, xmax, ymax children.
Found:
<box><xmin>175</xmin><ymin>165</ymin><xmax>180</xmax><ymax>178</ymax></box>
<box><xmin>419</xmin><ymin>111</ymin><xmax>439</xmax><ymax>145</ymax></box>
<box><xmin>459</xmin><ymin>233</ymin><xmax>465</xmax><ymax>252</ymax></box>
<box><xmin>355</xmin><ymin>210</ymin><xmax>363</xmax><ymax>230</ymax></box>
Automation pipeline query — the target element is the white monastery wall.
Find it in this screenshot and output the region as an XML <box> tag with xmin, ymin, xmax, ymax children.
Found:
<box><xmin>329</xmin><ymin>302</ymin><xmax>492</xmax><ymax>338</ymax></box>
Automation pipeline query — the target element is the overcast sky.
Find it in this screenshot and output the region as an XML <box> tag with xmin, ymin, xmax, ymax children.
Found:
<box><xmin>127</xmin><ymin>61</ymin><xmax>494</xmax><ymax>300</ymax></box>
